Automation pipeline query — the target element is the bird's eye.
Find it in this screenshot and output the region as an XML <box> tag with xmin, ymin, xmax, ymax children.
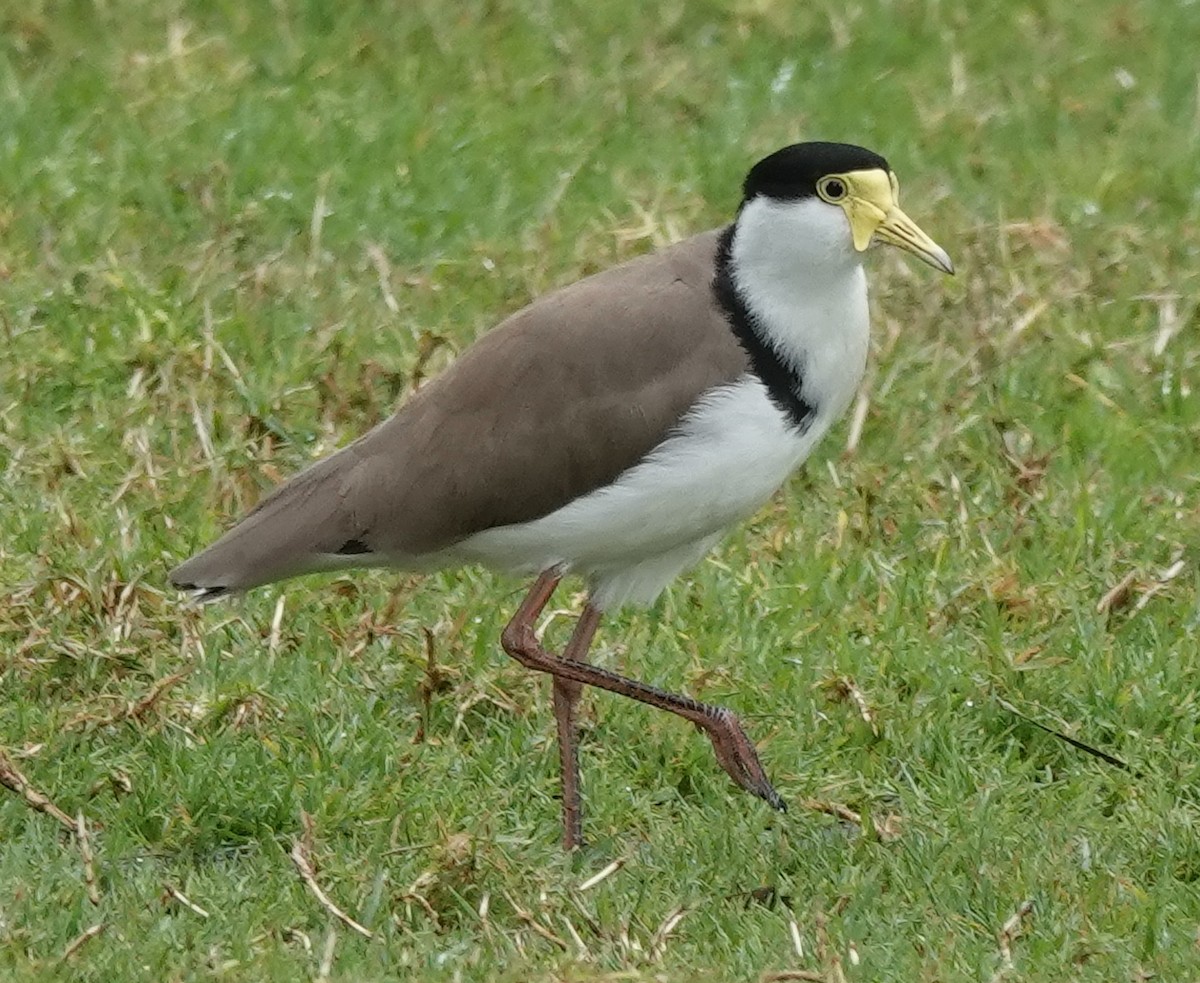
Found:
<box><xmin>818</xmin><ymin>177</ymin><xmax>847</xmax><ymax>202</ymax></box>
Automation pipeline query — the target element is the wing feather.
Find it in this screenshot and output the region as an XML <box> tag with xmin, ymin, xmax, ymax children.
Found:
<box><xmin>169</xmin><ymin>230</ymin><xmax>749</xmax><ymax>592</ymax></box>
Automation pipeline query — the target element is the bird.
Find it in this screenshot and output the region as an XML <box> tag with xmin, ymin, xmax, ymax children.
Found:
<box><xmin>170</xmin><ymin>141</ymin><xmax>952</xmax><ymax>850</ymax></box>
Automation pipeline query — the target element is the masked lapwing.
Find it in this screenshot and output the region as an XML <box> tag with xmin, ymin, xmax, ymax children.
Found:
<box><xmin>171</xmin><ymin>141</ymin><xmax>953</xmax><ymax>850</ymax></box>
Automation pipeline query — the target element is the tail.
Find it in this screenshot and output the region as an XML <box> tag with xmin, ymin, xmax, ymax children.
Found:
<box><xmin>169</xmin><ymin>449</ymin><xmax>364</xmax><ymax>597</ymax></box>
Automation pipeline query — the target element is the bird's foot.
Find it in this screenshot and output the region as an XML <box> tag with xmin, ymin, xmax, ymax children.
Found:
<box><xmin>703</xmin><ymin>707</ymin><xmax>786</xmax><ymax>812</ymax></box>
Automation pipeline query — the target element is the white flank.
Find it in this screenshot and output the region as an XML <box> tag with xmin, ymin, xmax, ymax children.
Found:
<box><xmin>451</xmin><ymin>377</ymin><xmax>808</xmax><ymax>607</ymax></box>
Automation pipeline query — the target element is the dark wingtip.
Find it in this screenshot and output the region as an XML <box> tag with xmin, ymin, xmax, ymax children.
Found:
<box><xmin>169</xmin><ymin>574</ymin><xmax>231</xmax><ymax>603</ymax></box>
<box><xmin>335</xmin><ymin>538</ymin><xmax>373</xmax><ymax>555</ymax></box>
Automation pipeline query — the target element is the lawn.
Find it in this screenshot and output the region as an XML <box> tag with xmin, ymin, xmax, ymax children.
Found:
<box><xmin>1</xmin><ymin>1</ymin><xmax>1198</xmax><ymax>980</ymax></box>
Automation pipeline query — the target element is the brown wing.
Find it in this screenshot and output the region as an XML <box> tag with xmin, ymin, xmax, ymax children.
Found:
<box><xmin>169</xmin><ymin>229</ymin><xmax>749</xmax><ymax>592</ymax></box>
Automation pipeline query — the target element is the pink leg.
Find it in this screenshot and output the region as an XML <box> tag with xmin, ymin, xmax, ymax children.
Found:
<box><xmin>501</xmin><ymin>572</ymin><xmax>784</xmax><ymax>850</ymax></box>
<box><xmin>552</xmin><ymin>604</ymin><xmax>600</xmax><ymax>850</ymax></box>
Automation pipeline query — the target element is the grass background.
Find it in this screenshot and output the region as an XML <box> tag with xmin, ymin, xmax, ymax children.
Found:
<box><xmin>1</xmin><ymin>0</ymin><xmax>1198</xmax><ymax>979</ymax></box>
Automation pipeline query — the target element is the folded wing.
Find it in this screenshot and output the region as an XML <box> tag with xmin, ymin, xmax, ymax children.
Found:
<box><xmin>169</xmin><ymin>230</ymin><xmax>749</xmax><ymax>594</ymax></box>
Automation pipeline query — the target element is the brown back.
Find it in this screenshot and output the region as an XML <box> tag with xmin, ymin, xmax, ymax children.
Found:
<box><xmin>170</xmin><ymin>229</ymin><xmax>750</xmax><ymax>591</ymax></box>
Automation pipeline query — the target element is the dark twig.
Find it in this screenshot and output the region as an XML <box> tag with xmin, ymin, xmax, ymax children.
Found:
<box><xmin>998</xmin><ymin>699</ymin><xmax>1134</xmax><ymax>773</ymax></box>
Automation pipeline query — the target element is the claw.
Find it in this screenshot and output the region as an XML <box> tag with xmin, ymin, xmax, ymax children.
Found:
<box><xmin>703</xmin><ymin>707</ymin><xmax>785</xmax><ymax>810</ymax></box>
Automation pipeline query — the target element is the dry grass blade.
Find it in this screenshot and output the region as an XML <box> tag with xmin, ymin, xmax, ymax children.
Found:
<box><xmin>761</xmin><ymin>972</ymin><xmax>827</xmax><ymax>982</ymax></box>
<box><xmin>803</xmin><ymin>799</ymin><xmax>861</xmax><ymax>825</ymax></box>
<box><xmin>128</xmin><ymin>670</ymin><xmax>191</xmax><ymax>720</ymax></box>
<box><xmin>649</xmin><ymin>905</ymin><xmax>691</xmax><ymax>961</ymax></box>
<box><xmin>844</xmin><ymin>391</ymin><xmax>870</xmax><ymax>454</ymax></box>
<box><xmin>189</xmin><ymin>396</ymin><xmax>216</xmax><ymax>465</ymax></box>
<box><xmin>814</xmin><ymin>910</ymin><xmax>847</xmax><ymax>983</ymax></box>
<box><xmin>802</xmin><ymin>798</ymin><xmax>901</xmax><ymax>840</ymax></box>
<box><xmin>67</xmin><ymin>669</ymin><xmax>191</xmax><ymax>732</ymax></box>
<box><xmin>0</xmin><ymin>749</ymin><xmax>78</xmax><ymax>832</ymax></box>
<box><xmin>316</xmin><ymin>928</ymin><xmax>338</xmax><ymax>983</ymax></box>
<box><xmin>365</xmin><ymin>242</ymin><xmax>400</xmax><ymax>313</ymax></box>
<box><xmin>164</xmin><ymin>884</ymin><xmax>210</xmax><ymax>918</ymax></box>
<box><xmin>398</xmin><ymin>871</ymin><xmax>441</xmax><ymax>927</ymax></box>
<box><xmin>1148</xmin><ymin>292</ymin><xmax>1182</xmax><ymax>355</ymax></box>
<box><xmin>1132</xmin><ymin>558</ymin><xmax>1187</xmax><ymax>614</ymax></box>
<box><xmin>578</xmin><ymin>856</ymin><xmax>626</xmax><ymax>891</ymax></box>
<box><xmin>826</xmin><ymin>675</ymin><xmax>879</xmax><ymax>736</ymax></box>
<box><xmin>1096</xmin><ymin>570</ymin><xmax>1138</xmax><ymax>615</ymax></box>
<box><xmin>414</xmin><ymin>625</ymin><xmax>444</xmax><ymax>744</ymax></box>
<box><xmin>987</xmin><ymin>899</ymin><xmax>1034</xmax><ymax>982</ymax></box>
<box><xmin>290</xmin><ymin>822</ymin><xmax>374</xmax><ymax>940</ymax></box>
<box><xmin>76</xmin><ymin>812</ymin><xmax>100</xmax><ymax>905</ymax></box>
<box><xmin>1007</xmin><ymin>298</ymin><xmax>1049</xmax><ymax>342</ymax></box>
<box><xmin>59</xmin><ymin>923</ymin><xmax>104</xmax><ymax>961</ymax></box>
<box><xmin>789</xmin><ymin>917</ymin><xmax>804</xmax><ymax>957</ymax></box>
<box><xmin>504</xmin><ymin>892</ymin><xmax>569</xmax><ymax>951</ymax></box>
<box><xmin>560</xmin><ymin>914</ymin><xmax>589</xmax><ymax>958</ymax></box>
<box><xmin>307</xmin><ymin>172</ymin><xmax>331</xmax><ymax>279</ymax></box>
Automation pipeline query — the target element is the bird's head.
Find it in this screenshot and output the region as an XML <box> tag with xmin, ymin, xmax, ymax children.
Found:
<box><xmin>740</xmin><ymin>142</ymin><xmax>954</xmax><ymax>275</ymax></box>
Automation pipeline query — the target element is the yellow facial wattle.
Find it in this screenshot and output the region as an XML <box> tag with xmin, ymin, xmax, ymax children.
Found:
<box><xmin>818</xmin><ymin>167</ymin><xmax>954</xmax><ymax>274</ymax></box>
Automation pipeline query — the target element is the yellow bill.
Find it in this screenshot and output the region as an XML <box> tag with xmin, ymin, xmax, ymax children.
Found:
<box><xmin>822</xmin><ymin>168</ymin><xmax>954</xmax><ymax>274</ymax></box>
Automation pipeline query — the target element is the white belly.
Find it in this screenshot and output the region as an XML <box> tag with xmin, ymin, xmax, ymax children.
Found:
<box><xmin>450</xmin><ymin>375</ymin><xmax>841</xmax><ymax>608</ymax></box>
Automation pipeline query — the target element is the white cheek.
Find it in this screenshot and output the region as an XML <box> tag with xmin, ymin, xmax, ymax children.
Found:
<box><xmin>734</xmin><ymin>197</ymin><xmax>859</xmax><ymax>281</ymax></box>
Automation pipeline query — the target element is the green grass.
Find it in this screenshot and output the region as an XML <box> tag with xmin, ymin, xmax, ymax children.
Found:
<box><xmin>2</xmin><ymin>1</ymin><xmax>1199</xmax><ymax>980</ymax></box>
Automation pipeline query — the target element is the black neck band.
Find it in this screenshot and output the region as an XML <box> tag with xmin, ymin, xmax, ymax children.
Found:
<box><xmin>712</xmin><ymin>225</ymin><xmax>816</xmax><ymax>431</ymax></box>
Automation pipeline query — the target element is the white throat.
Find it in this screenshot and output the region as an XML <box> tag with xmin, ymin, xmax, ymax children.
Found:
<box><xmin>729</xmin><ymin>195</ymin><xmax>872</xmax><ymax>421</ymax></box>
